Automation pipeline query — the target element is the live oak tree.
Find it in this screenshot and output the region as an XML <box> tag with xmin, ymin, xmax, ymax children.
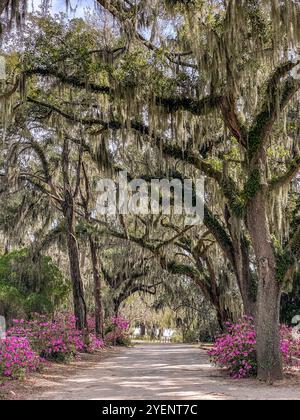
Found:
<box><xmin>1</xmin><ymin>0</ymin><xmax>300</xmax><ymax>381</ymax></box>
<box><xmin>91</xmin><ymin>202</ymin><xmax>242</xmax><ymax>331</ymax></box>
<box><xmin>1</xmin><ymin>121</ymin><xmax>88</xmax><ymax>332</ymax></box>
<box><xmin>79</xmin><ymin>163</ymin><xmax>105</xmax><ymax>338</ymax></box>
<box><xmin>20</xmin><ymin>12</ymin><xmax>251</xmax><ymax>328</ymax></box>
<box><xmin>81</xmin><ymin>0</ymin><xmax>300</xmax><ymax>381</ymax></box>
<box><xmin>99</xmin><ymin>244</ymin><xmax>161</xmax><ymax>318</ymax></box>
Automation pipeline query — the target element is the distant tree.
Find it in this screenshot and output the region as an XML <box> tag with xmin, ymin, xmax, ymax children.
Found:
<box><xmin>0</xmin><ymin>249</ymin><xmax>69</xmax><ymax>321</ymax></box>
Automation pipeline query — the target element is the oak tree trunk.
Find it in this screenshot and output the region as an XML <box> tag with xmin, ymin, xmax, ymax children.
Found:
<box><xmin>247</xmin><ymin>190</ymin><xmax>283</xmax><ymax>381</ymax></box>
<box><xmin>64</xmin><ymin>191</ymin><xmax>88</xmax><ymax>332</ymax></box>
<box><xmin>224</xmin><ymin>206</ymin><xmax>257</xmax><ymax>316</ymax></box>
<box><xmin>207</xmin><ymin>270</ymin><xmax>232</xmax><ymax>331</ymax></box>
<box><xmin>202</xmin><ymin>277</ymin><xmax>231</xmax><ymax>331</ymax></box>
<box><xmin>233</xmin><ymin>239</ymin><xmax>257</xmax><ymax>317</ymax></box>
<box><xmin>89</xmin><ymin>237</ymin><xmax>104</xmax><ymax>338</ymax></box>
<box><xmin>216</xmin><ymin>306</ymin><xmax>232</xmax><ymax>331</ymax></box>
<box><xmin>61</xmin><ymin>139</ymin><xmax>88</xmax><ymax>334</ymax></box>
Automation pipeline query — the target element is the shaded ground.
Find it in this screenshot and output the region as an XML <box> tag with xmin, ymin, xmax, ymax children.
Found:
<box><xmin>17</xmin><ymin>343</ymin><xmax>300</xmax><ymax>400</ymax></box>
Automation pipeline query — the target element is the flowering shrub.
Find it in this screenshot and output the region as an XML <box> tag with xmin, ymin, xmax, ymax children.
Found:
<box><xmin>280</xmin><ymin>325</ymin><xmax>300</xmax><ymax>367</ymax></box>
<box><xmin>87</xmin><ymin>332</ymin><xmax>105</xmax><ymax>353</ymax></box>
<box><xmin>7</xmin><ymin>314</ymin><xmax>104</xmax><ymax>363</ymax></box>
<box><xmin>208</xmin><ymin>317</ymin><xmax>300</xmax><ymax>379</ymax></box>
<box><xmin>111</xmin><ymin>316</ymin><xmax>130</xmax><ymax>330</ymax></box>
<box><xmin>0</xmin><ymin>337</ymin><xmax>42</xmax><ymax>379</ymax></box>
<box><xmin>208</xmin><ymin>317</ymin><xmax>257</xmax><ymax>379</ymax></box>
<box><xmin>105</xmin><ymin>316</ymin><xmax>130</xmax><ymax>347</ymax></box>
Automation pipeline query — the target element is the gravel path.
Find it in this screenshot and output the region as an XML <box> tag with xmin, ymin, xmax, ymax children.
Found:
<box><xmin>31</xmin><ymin>344</ymin><xmax>300</xmax><ymax>400</ymax></box>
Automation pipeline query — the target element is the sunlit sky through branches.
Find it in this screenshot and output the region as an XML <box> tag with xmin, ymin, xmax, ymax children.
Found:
<box><xmin>30</xmin><ymin>0</ymin><xmax>94</xmax><ymax>17</ymax></box>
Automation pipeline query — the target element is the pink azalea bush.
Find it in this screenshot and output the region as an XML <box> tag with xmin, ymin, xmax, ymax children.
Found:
<box><xmin>87</xmin><ymin>314</ymin><xmax>131</xmax><ymax>346</ymax></box>
<box><xmin>0</xmin><ymin>336</ymin><xmax>42</xmax><ymax>379</ymax></box>
<box><xmin>208</xmin><ymin>317</ymin><xmax>257</xmax><ymax>379</ymax></box>
<box><xmin>111</xmin><ymin>316</ymin><xmax>130</xmax><ymax>330</ymax></box>
<box><xmin>0</xmin><ymin>313</ymin><xmax>130</xmax><ymax>380</ymax></box>
<box><xmin>208</xmin><ymin>317</ymin><xmax>300</xmax><ymax>379</ymax></box>
<box><xmin>7</xmin><ymin>314</ymin><xmax>104</xmax><ymax>364</ymax></box>
<box><xmin>105</xmin><ymin>316</ymin><xmax>130</xmax><ymax>346</ymax></box>
<box><xmin>280</xmin><ymin>325</ymin><xmax>300</xmax><ymax>367</ymax></box>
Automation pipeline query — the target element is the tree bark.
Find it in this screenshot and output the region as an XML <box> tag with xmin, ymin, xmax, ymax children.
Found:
<box><xmin>79</xmin><ymin>162</ymin><xmax>103</xmax><ymax>337</ymax></box>
<box><xmin>204</xmin><ymin>260</ymin><xmax>232</xmax><ymax>331</ymax></box>
<box><xmin>232</xmin><ymin>237</ymin><xmax>257</xmax><ymax>317</ymax></box>
<box><xmin>61</xmin><ymin>138</ymin><xmax>87</xmax><ymax>333</ymax></box>
<box><xmin>0</xmin><ymin>1</ymin><xmax>9</xmax><ymax>16</ymax></box>
<box><xmin>215</xmin><ymin>304</ymin><xmax>232</xmax><ymax>331</ymax></box>
<box><xmin>112</xmin><ymin>299</ymin><xmax>121</xmax><ymax>346</ymax></box>
<box><xmin>224</xmin><ymin>206</ymin><xmax>257</xmax><ymax>316</ymax></box>
<box><xmin>247</xmin><ymin>190</ymin><xmax>283</xmax><ymax>381</ymax></box>
<box><xmin>64</xmin><ymin>193</ymin><xmax>88</xmax><ymax>331</ymax></box>
<box><xmin>89</xmin><ymin>237</ymin><xmax>104</xmax><ymax>338</ymax></box>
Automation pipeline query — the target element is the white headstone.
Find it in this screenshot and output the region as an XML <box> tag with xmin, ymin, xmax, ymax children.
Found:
<box><xmin>133</xmin><ymin>327</ymin><xmax>141</xmax><ymax>338</ymax></box>
<box><xmin>292</xmin><ymin>315</ymin><xmax>300</xmax><ymax>340</ymax></box>
<box><xmin>292</xmin><ymin>315</ymin><xmax>300</xmax><ymax>325</ymax></box>
<box><xmin>0</xmin><ymin>316</ymin><xmax>6</xmax><ymax>340</ymax></box>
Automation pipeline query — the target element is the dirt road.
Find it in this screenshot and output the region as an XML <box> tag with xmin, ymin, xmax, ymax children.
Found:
<box><xmin>30</xmin><ymin>344</ymin><xmax>300</xmax><ymax>400</ymax></box>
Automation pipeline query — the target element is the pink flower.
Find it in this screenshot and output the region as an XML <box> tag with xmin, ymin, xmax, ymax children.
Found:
<box><xmin>3</xmin><ymin>313</ymin><xmax>107</xmax><ymax>378</ymax></box>
<box><xmin>208</xmin><ymin>317</ymin><xmax>300</xmax><ymax>379</ymax></box>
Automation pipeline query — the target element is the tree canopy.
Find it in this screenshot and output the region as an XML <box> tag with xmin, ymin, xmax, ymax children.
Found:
<box><xmin>1</xmin><ymin>0</ymin><xmax>300</xmax><ymax>381</ymax></box>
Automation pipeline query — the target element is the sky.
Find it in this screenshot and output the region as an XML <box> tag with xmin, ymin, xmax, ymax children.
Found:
<box><xmin>30</xmin><ymin>0</ymin><xmax>95</xmax><ymax>17</ymax></box>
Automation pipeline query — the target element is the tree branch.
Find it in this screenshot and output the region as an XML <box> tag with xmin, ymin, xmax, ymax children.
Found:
<box><xmin>269</xmin><ymin>155</ymin><xmax>300</xmax><ymax>192</ymax></box>
<box><xmin>95</xmin><ymin>0</ymin><xmax>197</xmax><ymax>69</ymax></box>
<box><xmin>156</xmin><ymin>94</ymin><xmax>222</xmax><ymax>116</ymax></box>
<box><xmin>25</xmin><ymin>68</ymin><xmax>111</xmax><ymax>95</ymax></box>
<box><xmin>220</xmin><ymin>94</ymin><xmax>247</xmax><ymax>146</ymax></box>
<box><xmin>0</xmin><ymin>77</ymin><xmax>19</xmax><ymax>100</ymax></box>
<box><xmin>249</xmin><ymin>61</ymin><xmax>300</xmax><ymax>162</ymax></box>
